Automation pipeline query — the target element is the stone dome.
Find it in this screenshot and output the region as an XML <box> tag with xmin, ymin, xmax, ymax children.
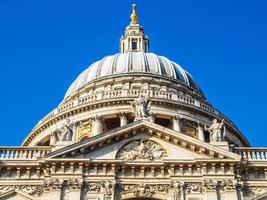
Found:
<box><xmin>21</xmin><ymin>4</ymin><xmax>250</xmax><ymax>148</ymax></box>
<box><xmin>64</xmin><ymin>52</ymin><xmax>202</xmax><ymax>99</ymax></box>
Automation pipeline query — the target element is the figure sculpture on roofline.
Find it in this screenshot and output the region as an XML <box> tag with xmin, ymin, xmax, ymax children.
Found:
<box><xmin>205</xmin><ymin>118</ymin><xmax>225</xmax><ymax>142</ymax></box>
<box><xmin>131</xmin><ymin>94</ymin><xmax>151</xmax><ymax>120</ymax></box>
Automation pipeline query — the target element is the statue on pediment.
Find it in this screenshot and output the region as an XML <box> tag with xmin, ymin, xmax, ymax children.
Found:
<box><xmin>50</xmin><ymin>119</ymin><xmax>74</xmax><ymax>144</ymax></box>
<box><xmin>131</xmin><ymin>94</ymin><xmax>151</xmax><ymax>120</ymax></box>
<box><xmin>205</xmin><ymin>118</ymin><xmax>225</xmax><ymax>142</ymax></box>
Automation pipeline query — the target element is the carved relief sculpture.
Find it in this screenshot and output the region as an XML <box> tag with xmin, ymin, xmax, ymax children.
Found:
<box><xmin>185</xmin><ymin>182</ymin><xmax>203</xmax><ymax>193</ymax></box>
<box><xmin>170</xmin><ymin>180</ymin><xmax>184</xmax><ymax>200</ymax></box>
<box><xmin>50</xmin><ymin>119</ymin><xmax>74</xmax><ymax>144</ymax></box>
<box><xmin>120</xmin><ymin>183</ymin><xmax>169</xmax><ymax>198</ymax></box>
<box><xmin>77</xmin><ymin>119</ymin><xmax>93</xmax><ymax>141</ymax></box>
<box><xmin>203</xmin><ymin>179</ymin><xmax>217</xmax><ymax>191</ymax></box>
<box><xmin>117</xmin><ymin>140</ymin><xmax>167</xmax><ymax>161</ymax></box>
<box><xmin>83</xmin><ymin>180</ymin><xmax>114</xmax><ymax>197</ymax></box>
<box><xmin>0</xmin><ymin>185</ymin><xmax>44</xmax><ymax>197</ymax></box>
<box><xmin>243</xmin><ymin>185</ymin><xmax>267</xmax><ymax>198</ymax></box>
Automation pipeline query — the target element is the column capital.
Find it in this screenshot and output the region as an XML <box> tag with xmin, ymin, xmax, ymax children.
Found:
<box><xmin>92</xmin><ymin>115</ymin><xmax>103</xmax><ymax>121</ymax></box>
<box><xmin>173</xmin><ymin>114</ymin><xmax>182</xmax><ymax>120</ymax></box>
<box><xmin>118</xmin><ymin>112</ymin><xmax>128</xmax><ymax>118</ymax></box>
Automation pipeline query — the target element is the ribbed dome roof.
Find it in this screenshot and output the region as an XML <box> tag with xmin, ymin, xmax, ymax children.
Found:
<box><xmin>64</xmin><ymin>52</ymin><xmax>202</xmax><ymax>99</ymax></box>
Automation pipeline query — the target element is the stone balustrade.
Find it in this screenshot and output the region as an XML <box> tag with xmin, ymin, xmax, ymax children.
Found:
<box><xmin>0</xmin><ymin>147</ymin><xmax>51</xmax><ymax>160</ymax></box>
<box><xmin>38</xmin><ymin>89</ymin><xmax>219</xmax><ymax>126</ymax></box>
<box><xmin>234</xmin><ymin>147</ymin><xmax>267</xmax><ymax>161</ymax></box>
<box><xmin>59</xmin><ymin>89</ymin><xmax>207</xmax><ymax>115</ymax></box>
<box><xmin>34</xmin><ymin>88</ymin><xmax>243</xmax><ymax>145</ymax></box>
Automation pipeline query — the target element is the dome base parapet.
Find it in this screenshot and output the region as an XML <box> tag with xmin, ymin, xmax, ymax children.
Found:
<box><xmin>22</xmin><ymin>91</ymin><xmax>249</xmax><ymax>148</ymax></box>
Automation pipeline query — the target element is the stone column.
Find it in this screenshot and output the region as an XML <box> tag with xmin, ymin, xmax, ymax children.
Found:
<box><xmin>148</xmin><ymin>112</ymin><xmax>156</xmax><ymax>123</ymax></box>
<box><xmin>92</xmin><ymin>115</ymin><xmax>103</xmax><ymax>136</ymax></box>
<box><xmin>119</xmin><ymin>113</ymin><xmax>128</xmax><ymax>126</ymax></box>
<box><xmin>49</xmin><ymin>132</ymin><xmax>56</xmax><ymax>145</ymax></box>
<box><xmin>197</xmin><ymin>122</ymin><xmax>205</xmax><ymax>142</ymax></box>
<box><xmin>172</xmin><ymin>115</ymin><xmax>182</xmax><ymax>132</ymax></box>
<box><xmin>71</xmin><ymin>121</ymin><xmax>79</xmax><ymax>142</ymax></box>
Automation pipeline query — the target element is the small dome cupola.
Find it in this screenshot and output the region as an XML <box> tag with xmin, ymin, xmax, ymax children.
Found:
<box><xmin>120</xmin><ymin>4</ymin><xmax>149</xmax><ymax>53</ymax></box>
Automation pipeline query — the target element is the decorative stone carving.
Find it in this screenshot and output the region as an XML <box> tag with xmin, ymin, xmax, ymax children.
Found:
<box><xmin>170</xmin><ymin>180</ymin><xmax>184</xmax><ymax>200</ymax></box>
<box><xmin>101</xmin><ymin>180</ymin><xmax>114</xmax><ymax>196</ymax></box>
<box><xmin>85</xmin><ymin>181</ymin><xmax>102</xmax><ymax>193</ymax></box>
<box><xmin>243</xmin><ymin>185</ymin><xmax>267</xmax><ymax>197</ymax></box>
<box><xmin>205</xmin><ymin>118</ymin><xmax>225</xmax><ymax>142</ymax></box>
<box><xmin>223</xmin><ymin>180</ymin><xmax>236</xmax><ymax>191</ymax></box>
<box><xmin>203</xmin><ymin>179</ymin><xmax>217</xmax><ymax>191</ymax></box>
<box><xmin>185</xmin><ymin>182</ymin><xmax>203</xmax><ymax>193</ymax></box>
<box><xmin>84</xmin><ymin>180</ymin><xmax>114</xmax><ymax>197</ymax></box>
<box><xmin>133</xmin><ymin>184</ymin><xmax>154</xmax><ymax>197</ymax></box>
<box><xmin>44</xmin><ymin>178</ymin><xmax>63</xmax><ymax>191</ymax></box>
<box><xmin>131</xmin><ymin>94</ymin><xmax>151</xmax><ymax>120</ymax></box>
<box><xmin>120</xmin><ymin>183</ymin><xmax>169</xmax><ymax>198</ymax></box>
<box><xmin>183</xmin><ymin>120</ymin><xmax>197</xmax><ymax>138</ymax></box>
<box><xmin>77</xmin><ymin>119</ymin><xmax>93</xmax><ymax>141</ymax></box>
<box><xmin>117</xmin><ymin>140</ymin><xmax>167</xmax><ymax>161</ymax></box>
<box><xmin>68</xmin><ymin>178</ymin><xmax>83</xmax><ymax>191</ymax></box>
<box><xmin>0</xmin><ymin>185</ymin><xmax>44</xmax><ymax>196</ymax></box>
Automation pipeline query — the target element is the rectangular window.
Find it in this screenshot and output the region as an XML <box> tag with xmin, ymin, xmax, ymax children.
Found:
<box><xmin>132</xmin><ymin>41</ymin><xmax>137</xmax><ymax>50</ymax></box>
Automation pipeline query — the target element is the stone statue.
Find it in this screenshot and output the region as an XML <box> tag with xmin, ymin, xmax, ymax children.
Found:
<box><xmin>51</xmin><ymin>119</ymin><xmax>74</xmax><ymax>144</ymax></box>
<box><xmin>64</xmin><ymin>125</ymin><xmax>73</xmax><ymax>141</ymax></box>
<box><xmin>131</xmin><ymin>94</ymin><xmax>151</xmax><ymax>120</ymax></box>
<box><xmin>205</xmin><ymin>118</ymin><xmax>225</xmax><ymax>142</ymax></box>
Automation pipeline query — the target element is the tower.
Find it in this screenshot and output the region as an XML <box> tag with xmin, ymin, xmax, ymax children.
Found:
<box><xmin>120</xmin><ymin>4</ymin><xmax>149</xmax><ymax>53</ymax></box>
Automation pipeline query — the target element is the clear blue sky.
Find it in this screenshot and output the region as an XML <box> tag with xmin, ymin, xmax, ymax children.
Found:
<box><xmin>0</xmin><ymin>0</ymin><xmax>266</xmax><ymax>146</ymax></box>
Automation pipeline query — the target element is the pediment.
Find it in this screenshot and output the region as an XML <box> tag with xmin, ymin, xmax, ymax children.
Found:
<box><xmin>0</xmin><ymin>189</ymin><xmax>35</xmax><ymax>200</ymax></box>
<box><xmin>45</xmin><ymin>120</ymin><xmax>241</xmax><ymax>161</ymax></box>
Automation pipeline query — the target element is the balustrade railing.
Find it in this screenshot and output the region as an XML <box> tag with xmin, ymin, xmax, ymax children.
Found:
<box><xmin>38</xmin><ymin>89</ymin><xmax>232</xmax><ymax>132</ymax></box>
<box><xmin>234</xmin><ymin>147</ymin><xmax>267</xmax><ymax>161</ymax></box>
<box><xmin>0</xmin><ymin>147</ymin><xmax>51</xmax><ymax>160</ymax></box>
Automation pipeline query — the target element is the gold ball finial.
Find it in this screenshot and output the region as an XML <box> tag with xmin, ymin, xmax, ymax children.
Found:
<box><xmin>130</xmin><ymin>3</ymin><xmax>138</xmax><ymax>24</ymax></box>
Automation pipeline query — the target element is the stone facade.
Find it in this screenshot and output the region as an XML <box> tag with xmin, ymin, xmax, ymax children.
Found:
<box><xmin>0</xmin><ymin>4</ymin><xmax>267</xmax><ymax>200</ymax></box>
